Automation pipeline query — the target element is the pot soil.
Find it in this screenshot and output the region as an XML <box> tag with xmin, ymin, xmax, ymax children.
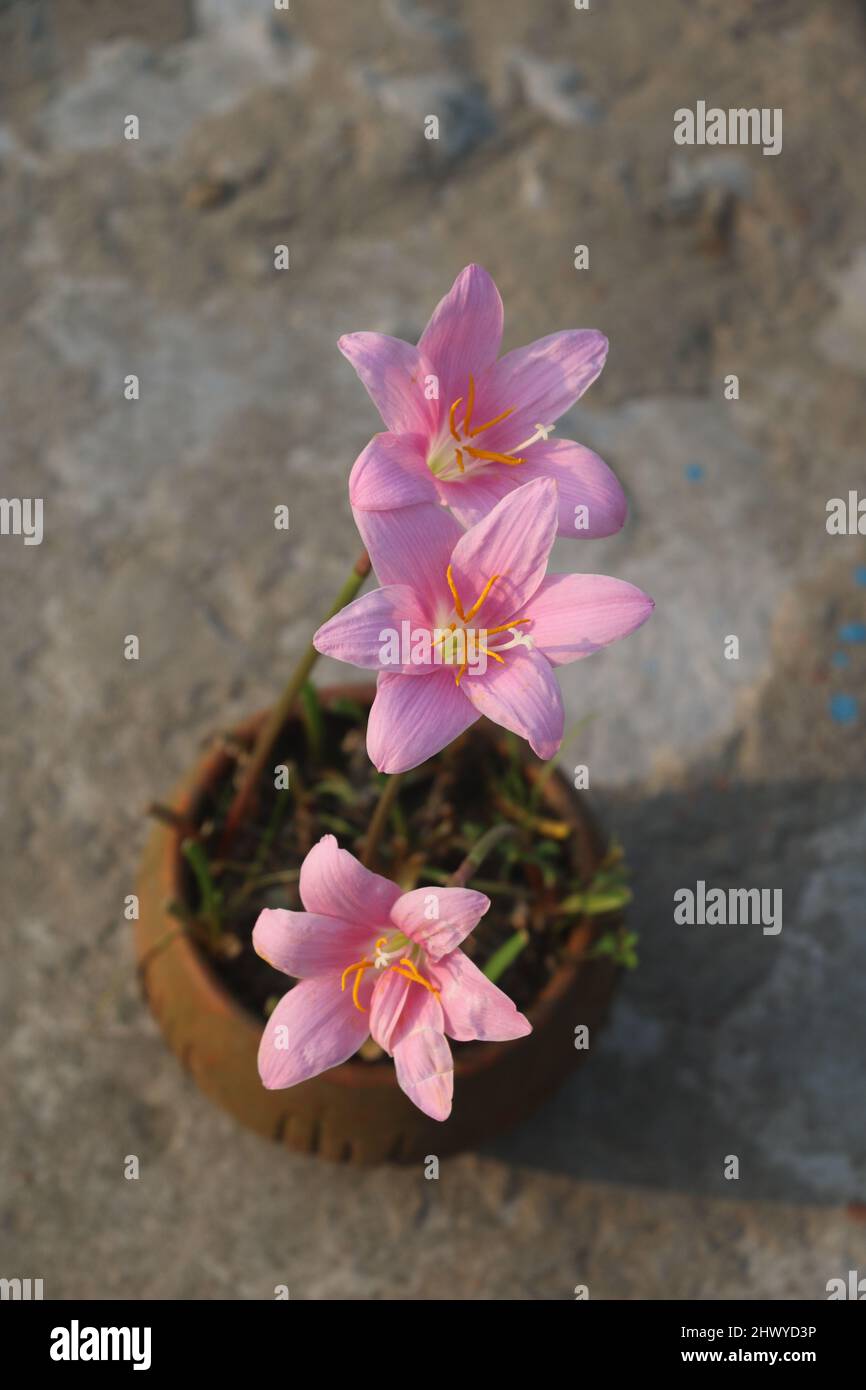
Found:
<box><xmin>135</xmin><ymin>685</ymin><xmax>622</xmax><ymax>1164</ymax></box>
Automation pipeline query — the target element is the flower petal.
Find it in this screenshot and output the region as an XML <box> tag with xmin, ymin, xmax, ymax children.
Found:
<box><xmin>417</xmin><ymin>264</ymin><xmax>504</xmax><ymax>426</ymax></box>
<box><xmin>461</xmin><ymin>645</ymin><xmax>564</xmax><ymax>760</ymax></box>
<box><xmin>349</xmin><ymin>432</ymin><xmax>438</xmax><ymax>512</ymax></box>
<box><xmin>367</xmin><ymin>670</ymin><xmax>479</xmax><ymax>773</ymax></box>
<box><xmin>525</xmin><ymin>439</ymin><xmax>627</xmax><ymax>537</ymax></box>
<box><xmin>391</xmin><ymin>988</ymin><xmax>453</xmax><ymax>1121</ymax></box>
<box><xmin>369</xmin><ymin>969</ymin><xmax>411</xmax><ymax>1055</ymax></box>
<box><xmin>299</xmin><ymin>834</ymin><xmax>401</xmax><ymax>926</ymax></box>
<box><xmin>431</xmin><ymin>949</ymin><xmax>532</xmax><ymax>1042</ymax></box>
<box><xmin>447</xmin><ymin>477</ymin><xmax>558</xmax><ymax>626</ymax></box>
<box><xmin>253</xmin><ymin>908</ymin><xmax>373</xmax><ymax>978</ymax></box>
<box><xmin>481</xmin><ymin>330</ymin><xmax>609</xmax><ymax>454</ymax></box>
<box><xmin>351</xmin><ymin>500</ymin><xmax>463</xmax><ymax>610</ymax></box>
<box><xmin>338</xmin><ymin>333</ymin><xmax>436</xmax><ymax>436</ymax></box>
<box><xmin>313</xmin><ymin>584</ymin><xmax>432</xmax><ymax>675</ymax></box>
<box><xmin>447</xmin><ymin>438</ymin><xmax>626</xmax><ymax>539</ymax></box>
<box><xmin>528</xmin><ymin>573</ymin><xmax>655</xmax><ymax>666</ymax></box>
<box><xmin>257</xmin><ymin>975</ymin><xmax>371</xmax><ymax>1090</ymax></box>
<box><xmin>390</xmin><ymin>887</ymin><xmax>490</xmax><ymax>961</ymax></box>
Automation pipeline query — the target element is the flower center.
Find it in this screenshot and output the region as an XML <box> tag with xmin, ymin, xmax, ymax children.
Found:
<box><xmin>427</xmin><ymin>373</ymin><xmax>554</xmax><ymax>482</ymax></box>
<box><xmin>435</xmin><ymin>566</ymin><xmax>534</xmax><ymax>685</ymax></box>
<box><xmin>340</xmin><ymin>934</ymin><xmax>440</xmax><ymax>1013</ymax></box>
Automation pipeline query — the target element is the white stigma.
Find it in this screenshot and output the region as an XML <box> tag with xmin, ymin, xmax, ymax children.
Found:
<box><xmin>513</xmin><ymin>422</ymin><xmax>555</xmax><ymax>452</ymax></box>
<box><xmin>495</xmin><ymin>627</ymin><xmax>536</xmax><ymax>653</ymax></box>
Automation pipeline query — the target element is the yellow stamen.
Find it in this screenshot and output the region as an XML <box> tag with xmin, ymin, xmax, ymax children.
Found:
<box><xmin>479</xmin><ymin>644</ymin><xmax>504</xmax><ymax>664</ymax></box>
<box><xmin>446</xmin><ymin>564</ymin><xmax>466</xmax><ymax>621</ymax></box>
<box><xmin>341</xmin><ymin>957</ymin><xmax>372</xmax><ymax>1012</ymax></box>
<box><xmin>454</xmin><ymin>659</ymin><xmax>467</xmax><ymax>686</ymax></box>
<box><xmin>464</xmin><ymin>572</ymin><xmax>500</xmax><ymax>621</ymax></box>
<box><xmin>466</xmin><ymin>446</ymin><xmax>525</xmax><ymax>467</ymax></box>
<box><xmin>391</xmin><ymin>958</ymin><xmax>440</xmax><ymax>997</ymax></box>
<box><xmin>462</xmin><ymin>373</ymin><xmax>476</xmax><ymax>433</ymax></box>
<box><xmin>431</xmin><ymin>623</ymin><xmax>457</xmax><ymax>648</ymax></box>
<box><xmin>454</xmin><ymin>447</ymin><xmax>464</xmax><ymax>473</ymax></box>
<box><xmin>353</xmin><ymin>966</ymin><xmax>368</xmax><ymax>1011</ymax></box>
<box><xmin>483</xmin><ymin>617</ymin><xmax>531</xmax><ymax>637</ymax></box>
<box><xmin>448</xmin><ymin>397</ymin><xmax>463</xmax><ymax>443</ymax></box>
<box><xmin>467</xmin><ymin>405</ymin><xmax>515</xmax><ymax>438</ymax></box>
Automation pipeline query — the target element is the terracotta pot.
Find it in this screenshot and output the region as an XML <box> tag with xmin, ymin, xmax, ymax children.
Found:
<box><xmin>135</xmin><ymin>686</ymin><xmax>621</xmax><ymax>1164</ymax></box>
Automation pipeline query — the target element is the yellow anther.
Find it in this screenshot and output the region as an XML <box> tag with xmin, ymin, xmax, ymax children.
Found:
<box><xmin>479</xmin><ymin>644</ymin><xmax>504</xmax><ymax>664</ymax></box>
<box><xmin>454</xmin><ymin>659</ymin><xmax>468</xmax><ymax>687</ymax></box>
<box><xmin>446</xmin><ymin>564</ymin><xmax>466</xmax><ymax>621</ymax></box>
<box><xmin>464</xmin><ymin>572</ymin><xmax>500</xmax><ymax>621</ymax></box>
<box><xmin>341</xmin><ymin>957</ymin><xmax>372</xmax><ymax>1012</ymax></box>
<box><xmin>442</xmin><ymin>380</ymin><xmax>524</xmax><ymax>474</ymax></box>
<box><xmin>390</xmin><ymin>958</ymin><xmax>440</xmax><ymax>997</ymax></box>
<box><xmin>463</xmin><ymin>373</ymin><xmax>476</xmax><ymax>433</ymax></box>
<box><xmin>466</xmin><ymin>446</ymin><xmax>525</xmax><ymax>467</ymax></box>
<box><xmin>467</xmin><ymin>404</ymin><xmax>515</xmax><ymax>438</ymax></box>
<box><xmin>483</xmin><ymin>617</ymin><xmax>530</xmax><ymax>637</ymax></box>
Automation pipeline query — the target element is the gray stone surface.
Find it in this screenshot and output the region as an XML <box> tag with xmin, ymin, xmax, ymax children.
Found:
<box><xmin>1</xmin><ymin>0</ymin><xmax>865</xmax><ymax>1300</ymax></box>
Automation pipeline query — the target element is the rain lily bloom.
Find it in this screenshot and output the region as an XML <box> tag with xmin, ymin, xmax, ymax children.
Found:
<box><xmin>341</xmin><ymin>263</ymin><xmax>626</xmax><ymax>537</ymax></box>
<box><xmin>254</xmin><ymin>835</ymin><xmax>531</xmax><ymax>1121</ymax></box>
<box><xmin>313</xmin><ymin>477</ymin><xmax>653</xmax><ymax>773</ymax></box>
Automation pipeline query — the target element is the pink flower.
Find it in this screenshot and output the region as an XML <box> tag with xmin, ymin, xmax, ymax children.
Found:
<box><xmin>254</xmin><ymin>835</ymin><xmax>531</xmax><ymax>1121</ymax></box>
<box><xmin>340</xmin><ymin>263</ymin><xmax>625</xmax><ymax>537</ymax></box>
<box><xmin>313</xmin><ymin>477</ymin><xmax>653</xmax><ymax>773</ymax></box>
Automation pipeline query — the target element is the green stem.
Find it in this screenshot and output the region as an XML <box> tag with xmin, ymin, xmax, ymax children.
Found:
<box><xmin>361</xmin><ymin>773</ymin><xmax>404</xmax><ymax>870</ymax></box>
<box><xmin>448</xmin><ymin>823</ymin><xmax>516</xmax><ymax>888</ymax></box>
<box><xmin>219</xmin><ymin>551</ymin><xmax>370</xmax><ymax>852</ymax></box>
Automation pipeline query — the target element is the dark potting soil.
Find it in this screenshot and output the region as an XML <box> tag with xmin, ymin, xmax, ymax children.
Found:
<box><xmin>180</xmin><ymin>697</ymin><xmax>602</xmax><ymax>1060</ymax></box>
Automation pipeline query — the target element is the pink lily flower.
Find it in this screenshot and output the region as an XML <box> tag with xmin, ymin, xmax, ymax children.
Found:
<box><xmin>313</xmin><ymin>477</ymin><xmax>653</xmax><ymax>773</ymax></box>
<box><xmin>254</xmin><ymin>835</ymin><xmax>531</xmax><ymax>1121</ymax></box>
<box><xmin>340</xmin><ymin>263</ymin><xmax>626</xmax><ymax>537</ymax></box>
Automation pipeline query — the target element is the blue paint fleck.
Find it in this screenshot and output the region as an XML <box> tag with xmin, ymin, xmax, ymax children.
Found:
<box><xmin>830</xmin><ymin>693</ymin><xmax>858</xmax><ymax>724</ymax></box>
<box><xmin>839</xmin><ymin>622</ymin><xmax>866</xmax><ymax>643</ymax></box>
<box><xmin>855</xmin><ymin>567</ymin><xmax>866</xmax><ymax>588</ymax></box>
<box><xmin>831</xmin><ymin>650</ymin><xmax>850</xmax><ymax>669</ymax></box>
<box><xmin>685</xmin><ymin>463</ymin><xmax>704</xmax><ymax>482</ymax></box>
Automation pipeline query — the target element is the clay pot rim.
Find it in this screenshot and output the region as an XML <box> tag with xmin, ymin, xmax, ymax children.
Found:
<box><xmin>167</xmin><ymin>684</ymin><xmax>604</xmax><ymax>1090</ymax></box>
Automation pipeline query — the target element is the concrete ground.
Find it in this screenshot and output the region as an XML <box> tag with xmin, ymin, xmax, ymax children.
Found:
<box><xmin>1</xmin><ymin>0</ymin><xmax>865</xmax><ymax>1299</ymax></box>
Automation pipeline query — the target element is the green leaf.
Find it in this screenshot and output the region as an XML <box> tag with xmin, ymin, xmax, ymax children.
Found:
<box><xmin>181</xmin><ymin>838</ymin><xmax>223</xmax><ymax>939</ymax></box>
<box><xmin>299</xmin><ymin>682</ymin><xmax>325</xmax><ymax>762</ymax></box>
<box><xmin>482</xmin><ymin>930</ymin><xmax>529</xmax><ymax>984</ymax></box>
<box><xmin>328</xmin><ymin>697</ymin><xmax>367</xmax><ymax>724</ymax></box>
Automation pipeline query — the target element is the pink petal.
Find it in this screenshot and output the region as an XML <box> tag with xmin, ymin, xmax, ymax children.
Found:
<box><xmin>528</xmin><ymin>573</ymin><xmax>655</xmax><ymax>666</ymax></box>
<box><xmin>431</xmin><ymin>949</ymin><xmax>532</xmax><ymax>1042</ymax></box>
<box><xmin>417</xmin><ymin>264</ymin><xmax>504</xmax><ymax>428</ymax></box>
<box><xmin>257</xmin><ymin>975</ymin><xmax>371</xmax><ymax>1090</ymax></box>
<box><xmin>391</xmin><ymin>989</ymin><xmax>453</xmax><ymax>1121</ymax></box>
<box><xmin>461</xmin><ymin>645</ymin><xmax>564</xmax><ymax>760</ymax></box>
<box><xmin>448</xmin><ymin>439</ymin><xmax>626</xmax><ymax>539</ymax></box>
<box><xmin>390</xmin><ymin>887</ymin><xmax>490</xmax><ymax>961</ymax></box>
<box><xmin>313</xmin><ymin>584</ymin><xmax>433</xmax><ymax>675</ymax></box>
<box><xmin>369</xmin><ymin>969</ymin><xmax>411</xmax><ymax>1055</ymax></box>
<box><xmin>299</xmin><ymin>834</ymin><xmax>401</xmax><ymax>926</ymax></box>
<box><xmin>253</xmin><ymin>908</ymin><xmax>373</xmax><ymax>978</ymax></box>
<box><xmin>481</xmin><ymin>330</ymin><xmax>609</xmax><ymax>454</ymax></box>
<box><xmin>367</xmin><ymin>670</ymin><xmax>479</xmax><ymax>773</ymax></box>
<box><xmin>338</xmin><ymin>333</ymin><xmax>436</xmax><ymax>436</ymax></box>
<box><xmin>348</xmin><ymin>432</ymin><xmax>438</xmax><ymax>512</ymax></box>
<box><xmin>446</xmin><ymin>477</ymin><xmax>558</xmax><ymax>626</ymax></box>
<box><xmin>352</xmin><ymin>500</ymin><xmax>463</xmax><ymax>612</ymax></box>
